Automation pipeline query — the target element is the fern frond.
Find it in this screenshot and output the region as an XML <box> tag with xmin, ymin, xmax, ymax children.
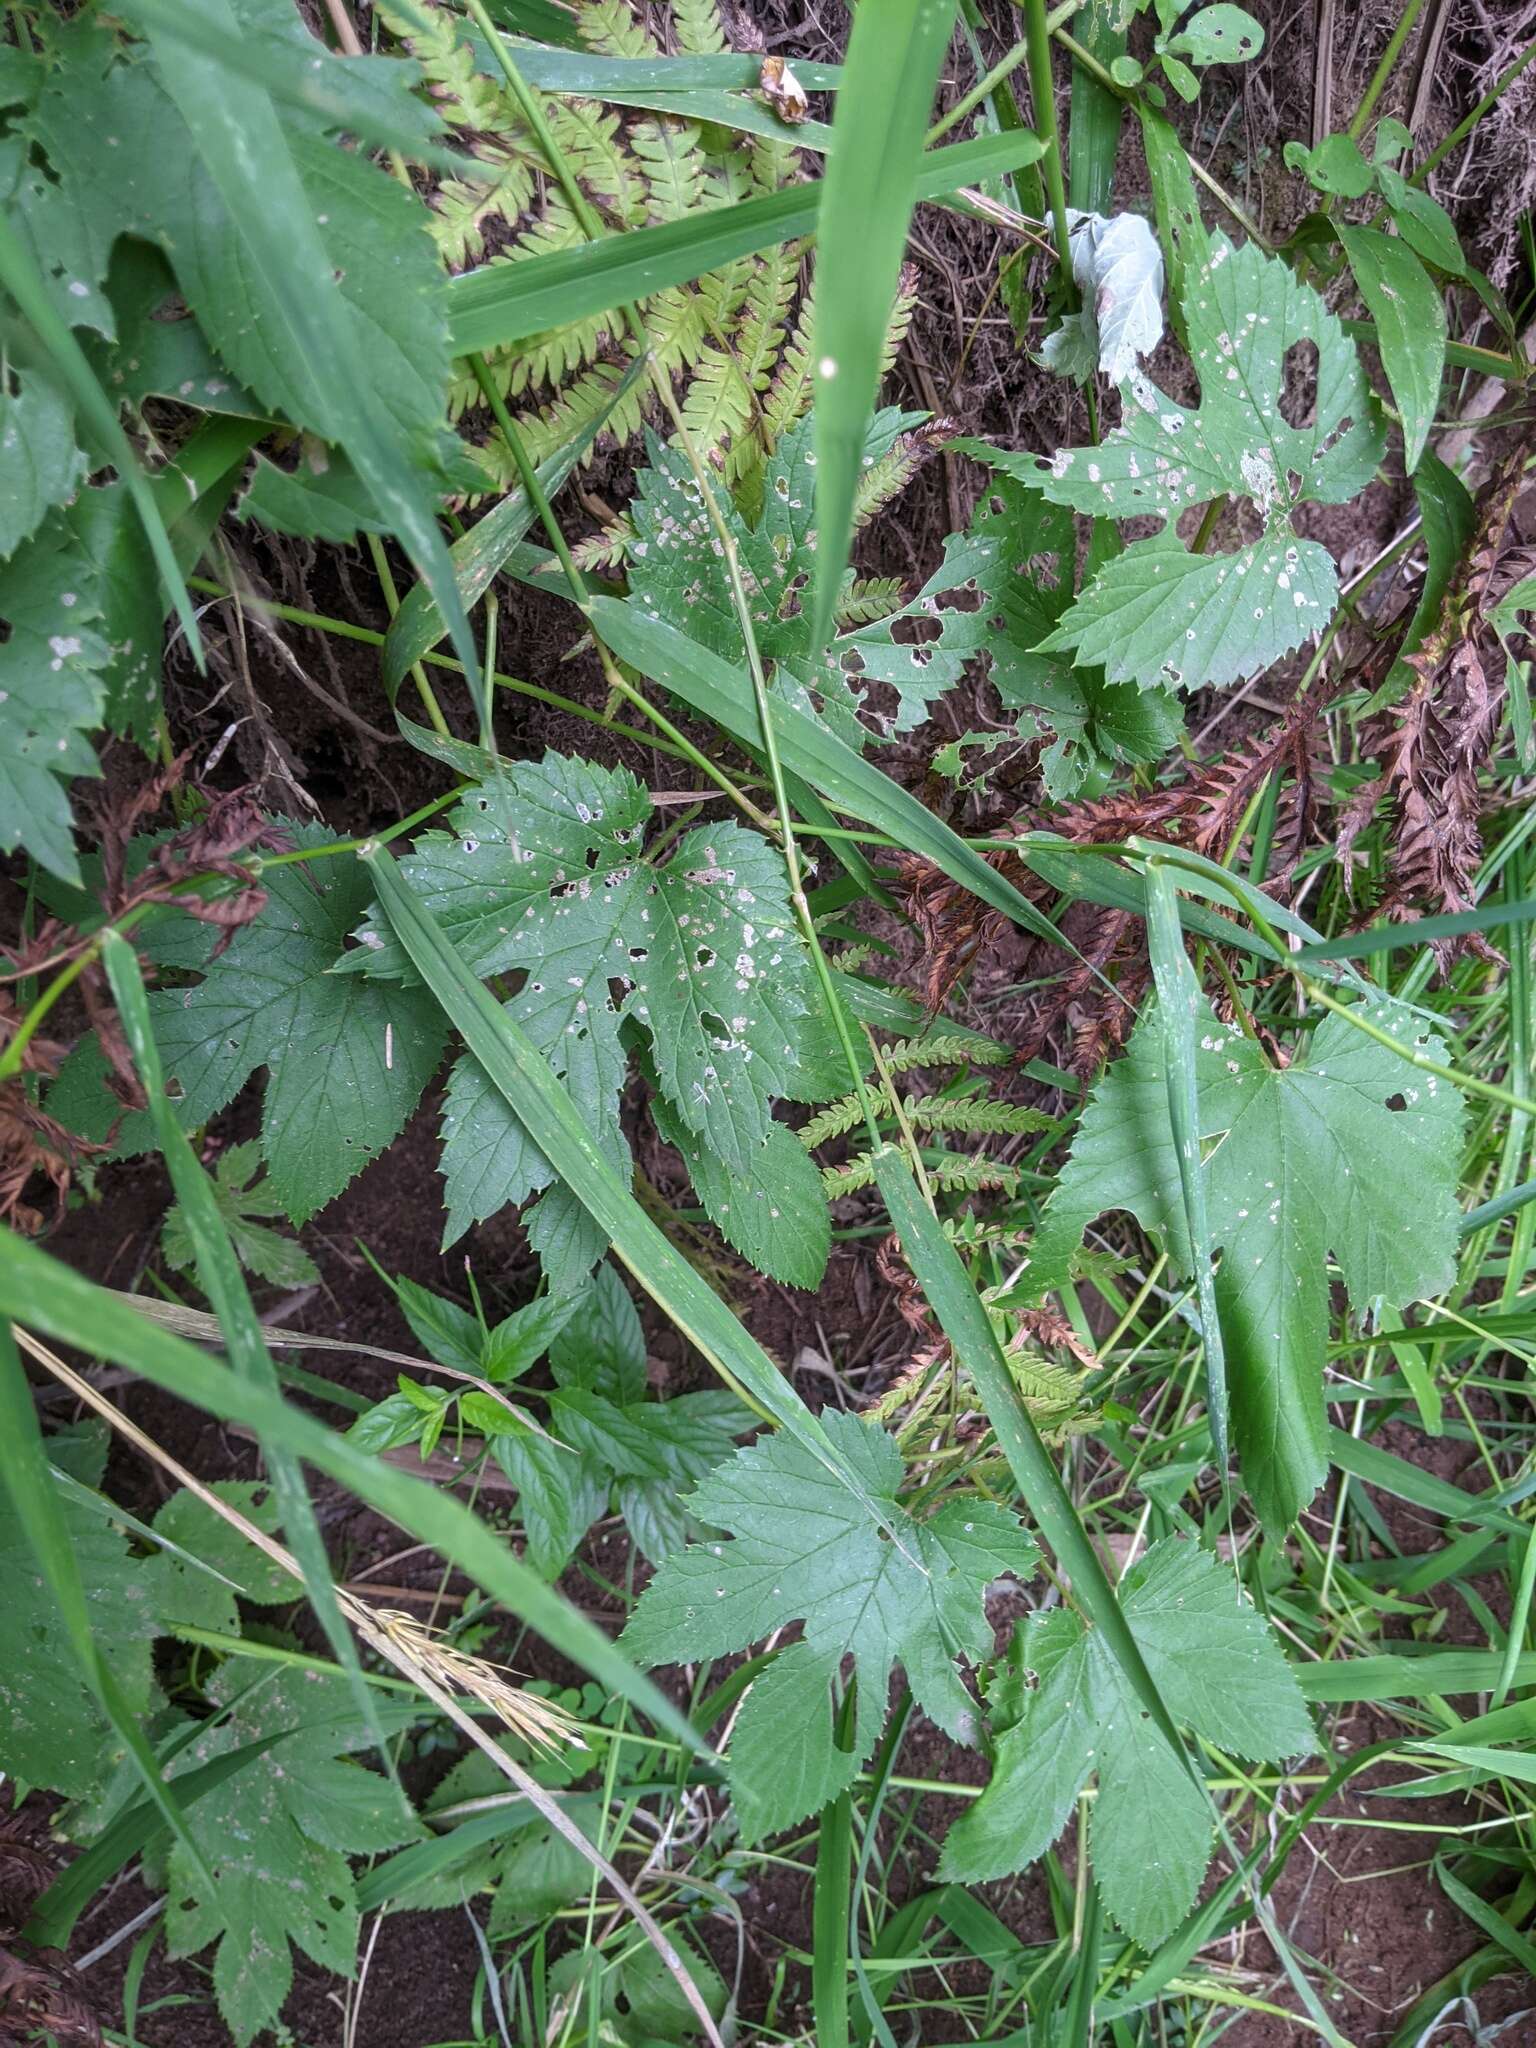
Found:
<box><xmin>881</xmin><ymin>1030</ymin><xmax>1011</xmax><ymax>1073</ymax></box>
<box><xmin>572</xmin><ymin>516</ymin><xmax>635</xmax><ymax>571</ymax></box>
<box><xmin>748</xmin><ymin>131</ymin><xmax>801</xmax><ymax>196</ymax></box>
<box><xmin>377</xmin><ymin>0</ymin><xmax>508</xmax><ymax>132</ymax></box>
<box><xmin>762</xmin><ymin>275</ymin><xmax>816</xmax><ymax>444</ymax></box>
<box><xmin>881</xmin><ymin>261</ymin><xmax>921</xmax><ymax>374</ymax></box>
<box><xmin>905</xmin><ymin>1096</ymin><xmax>1056</xmax><ymax>1138</ymax></box>
<box><xmin>674</xmin><ymin>346</ymin><xmax>755</xmax><ymax>465</ymax></box>
<box><xmin>835</xmin><ymin>575</ymin><xmax>907</xmax><ymax>629</ymax></box>
<box><xmin>432</xmin><ymin>155</ymin><xmax>538</xmax><ymax>269</ymax></box>
<box><xmin>632</xmin><ymin>117</ymin><xmax>707</xmax><ymax>221</ymax></box>
<box><xmin>576</xmin><ymin>0</ymin><xmax>659</xmax><ymax>58</ymax></box>
<box><xmin>822</xmin><ymin>1152</ymin><xmax>1021</xmax><ymax>1200</ymax></box>
<box><xmin>853</xmin><ymin>416</ymin><xmax>953</xmax><ymax>532</ymax></box>
<box><xmin>797</xmin><ymin>1094</ymin><xmax>868</xmax><ymax>1151</ymax></box>
<box><xmin>549</xmin><ymin>100</ymin><xmax>648</xmax><ymax>224</ymax></box>
<box><xmin>671</xmin><ymin>0</ymin><xmax>728</xmax><ymax>57</ymax></box>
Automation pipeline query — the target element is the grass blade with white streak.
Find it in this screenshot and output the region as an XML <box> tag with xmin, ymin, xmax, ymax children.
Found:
<box><xmin>809</xmin><ymin>0</ymin><xmax>964</xmax><ymax>651</ymax></box>
<box><xmin>1144</xmin><ymin>862</ymin><xmax>1229</xmax><ymax>1479</ymax></box>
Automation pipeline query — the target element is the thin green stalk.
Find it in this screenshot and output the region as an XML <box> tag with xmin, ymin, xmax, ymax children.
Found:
<box><xmin>1347</xmin><ymin>0</ymin><xmax>1429</xmax><ymax>140</ymax></box>
<box><xmin>928</xmin><ymin>0</ymin><xmax>1081</xmax><ymax>148</ymax></box>
<box><xmin>364</xmin><ymin>532</ymin><xmax>451</xmax><ymax>739</ymax></box>
<box><xmin>1026</xmin><ymin>0</ymin><xmax>1077</xmax><ymax>307</ymax></box>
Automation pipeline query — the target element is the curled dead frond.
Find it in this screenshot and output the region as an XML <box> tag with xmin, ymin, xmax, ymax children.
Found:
<box><xmin>364</xmin><ymin>1608</ymin><xmax>588</xmax><ymax>1758</ymax></box>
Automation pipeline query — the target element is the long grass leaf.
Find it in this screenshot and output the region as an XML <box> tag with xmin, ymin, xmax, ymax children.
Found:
<box><xmin>808</xmin><ymin>0</ymin><xmax>966</xmax><ymax>651</ymax></box>
<box><xmin>446</xmin><ymin>131</ymin><xmax>1042</xmax><ymax>356</ymax></box>
<box><xmin>0</xmin><ymin>1238</ymin><xmax>698</xmax><ymax>1752</ymax></box>
<box><xmin>130</xmin><ymin>0</ymin><xmax>480</xmax><ymax>688</ymax></box>
<box><xmin>100</xmin><ymin>931</ymin><xmax>393</xmax><ymax>1765</ymax></box>
<box><xmin>1144</xmin><ymin>864</ymin><xmax>1228</xmax><ymax>1478</ymax></box>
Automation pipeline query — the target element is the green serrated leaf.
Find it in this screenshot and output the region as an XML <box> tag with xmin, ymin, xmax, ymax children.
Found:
<box><xmin>148</xmin><ymin>1482</ymin><xmax>292</xmax><ymax>1634</ymax></box>
<box><xmin>162</xmin><ymin>1662</ymin><xmax>420</xmax><ymax>2046</ymax></box>
<box><xmin>653</xmin><ymin>1089</ymin><xmax>829</xmax><ymax>1290</ymax></box>
<box><xmin>52</xmin><ymin>830</ymin><xmax>446</xmax><ymax>1220</ymax></box>
<box><xmin>941</xmin><ymin>1537</ymin><xmax>1312</xmax><ymax>1946</ymax></box>
<box><xmin>1026</xmin><ymin>993</ymin><xmax>1465</xmax><ymax>1528</ymax></box>
<box><xmin>1021</xmin><ymin>234</ymin><xmax>1382</xmax><ymax>690</ymax></box>
<box><xmin>0</xmin><ymin>368</ymin><xmax>85</xmax><ymax>560</ymax></box>
<box><xmin>848</xmin><ymin>460</ymin><xmax>1182</xmax><ymax>794</ymax></box>
<box><xmin>622</xmin><ymin>1409</ymin><xmax>1037</xmax><ymax>1838</ymax></box>
<box><xmin>350</xmin><ymin>755</ymin><xmax>828</xmax><ymax>1262</ymax></box>
<box><xmin>162</xmin><ymin>1144</ymin><xmax>320</xmax><ymax>1289</ymax></box>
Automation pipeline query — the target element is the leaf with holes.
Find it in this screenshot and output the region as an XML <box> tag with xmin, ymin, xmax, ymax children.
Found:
<box><xmin>626</xmin><ymin>410</ymin><xmax>947</xmax><ymax>743</ymax></box>
<box><xmin>844</xmin><ymin>459</ymin><xmax>1183</xmax><ymax>797</ymax></box>
<box><xmin>1012</xmin><ymin>234</ymin><xmax>1383</xmax><ymax>692</ymax></box>
<box><xmin>941</xmin><ymin>1537</ymin><xmax>1312</xmax><ymax>1946</ymax></box>
<box><xmin>1023</xmin><ymin>992</ymin><xmax>1464</xmax><ymax>1528</ymax></box>
<box><xmin>347</xmin><ymin>753</ymin><xmax>832</xmax><ymax>1280</ymax></box>
<box><xmin>622</xmin><ymin>1408</ymin><xmax>1037</xmax><ymax>1839</ymax></box>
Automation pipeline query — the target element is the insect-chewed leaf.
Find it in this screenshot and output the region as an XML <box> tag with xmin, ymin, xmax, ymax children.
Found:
<box><xmin>1024</xmin><ymin>992</ymin><xmax>1465</xmax><ymax>1528</ymax></box>
<box><xmin>941</xmin><ymin>1536</ymin><xmax>1311</xmax><ymax>1947</ymax></box>
<box><xmin>625</xmin><ymin>411</ymin><xmax>924</xmax><ymax>745</ymax></box>
<box><xmin>0</xmin><ymin>367</ymin><xmax>85</xmax><ymax>561</ymax></box>
<box><xmin>1013</xmin><ymin>234</ymin><xmax>1383</xmax><ymax>692</ymax></box>
<box><xmin>621</xmin><ymin>1408</ymin><xmax>1037</xmax><ymax>1839</ymax></box>
<box><xmin>845</xmin><ymin>460</ymin><xmax>1183</xmax><ymax>796</ymax></box>
<box><xmin>348</xmin><ymin>753</ymin><xmax>832</xmax><ymax>1272</ymax></box>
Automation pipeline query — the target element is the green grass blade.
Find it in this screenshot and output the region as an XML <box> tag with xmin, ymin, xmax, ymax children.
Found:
<box><xmin>360</xmin><ymin>843</ymin><xmax>911</xmax><ymax>1541</ymax></box>
<box><xmin>0</xmin><ymin>213</ymin><xmax>203</xmax><ymax>667</ymax></box>
<box><xmin>588</xmin><ymin>597</ymin><xmax>1067</xmax><ymax>950</ymax></box>
<box><xmin>446</xmin><ymin>131</ymin><xmax>1041</xmax><ymax>356</ymax></box>
<box><xmin>812</xmin><ymin>1691</ymin><xmax>857</xmax><ymax>2048</ymax></box>
<box><xmin>808</xmin><ymin>0</ymin><xmax>966</xmax><ymax>652</ymax></box>
<box><xmin>1145</xmin><ymin>863</ymin><xmax>1229</xmax><ymax>1478</ymax></box>
<box><xmin>133</xmin><ymin>0</ymin><xmax>481</xmax><ymax>689</ymax></box>
<box><xmin>0</xmin><ymin>1321</ymin><xmax>220</xmax><ymax>1903</ymax></box>
<box><xmin>0</xmin><ymin>1235</ymin><xmax>699</xmax><ymax>1753</ymax></box>
<box><xmin>100</xmin><ymin>930</ymin><xmax>393</xmax><ymax>1767</ymax></box>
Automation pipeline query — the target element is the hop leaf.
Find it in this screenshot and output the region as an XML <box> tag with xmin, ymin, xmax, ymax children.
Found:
<box><xmin>1013</xmin><ymin>234</ymin><xmax>1384</xmax><ymax>692</ymax></box>
<box><xmin>349</xmin><ymin>753</ymin><xmax>833</xmax><ymax>1271</ymax></box>
<box><xmin>1024</xmin><ymin>992</ymin><xmax>1465</xmax><ymax>1528</ymax></box>
<box><xmin>844</xmin><ymin>463</ymin><xmax>1183</xmax><ymax>796</ymax></box>
<box><xmin>941</xmin><ymin>1537</ymin><xmax>1312</xmax><ymax>1947</ymax></box>
<box><xmin>622</xmin><ymin>1409</ymin><xmax>1037</xmax><ymax>1838</ymax></box>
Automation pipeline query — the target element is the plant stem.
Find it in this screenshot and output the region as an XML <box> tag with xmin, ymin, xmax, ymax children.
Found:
<box><xmin>1347</xmin><ymin>0</ymin><xmax>1429</xmax><ymax>141</ymax></box>
<box><xmin>364</xmin><ymin>532</ymin><xmax>451</xmax><ymax>739</ymax></box>
<box><xmin>1026</xmin><ymin>0</ymin><xmax>1078</xmax><ymax>306</ymax></box>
